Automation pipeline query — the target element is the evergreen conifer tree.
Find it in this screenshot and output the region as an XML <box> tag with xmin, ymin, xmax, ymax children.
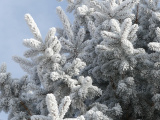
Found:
<box><xmin>2</xmin><ymin>0</ymin><xmax>160</xmax><ymax>119</ymax></box>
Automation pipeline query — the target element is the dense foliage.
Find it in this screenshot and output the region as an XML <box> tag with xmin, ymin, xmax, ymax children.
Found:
<box><xmin>1</xmin><ymin>0</ymin><xmax>160</xmax><ymax>120</ymax></box>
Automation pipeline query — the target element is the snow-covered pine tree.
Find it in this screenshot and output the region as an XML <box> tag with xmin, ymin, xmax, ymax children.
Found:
<box><xmin>2</xmin><ymin>0</ymin><xmax>160</xmax><ymax>120</ymax></box>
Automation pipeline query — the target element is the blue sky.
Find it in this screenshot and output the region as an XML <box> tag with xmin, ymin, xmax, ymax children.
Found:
<box><xmin>0</xmin><ymin>0</ymin><xmax>73</xmax><ymax>119</ymax></box>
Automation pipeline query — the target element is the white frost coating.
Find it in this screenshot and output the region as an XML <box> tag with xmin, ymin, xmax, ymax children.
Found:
<box><xmin>88</xmin><ymin>21</ymin><xmax>96</xmax><ymax>37</ymax></box>
<box><xmin>109</xmin><ymin>19</ymin><xmax>121</xmax><ymax>33</ymax></box>
<box><xmin>148</xmin><ymin>42</ymin><xmax>160</xmax><ymax>52</ymax></box>
<box><xmin>156</xmin><ymin>27</ymin><xmax>160</xmax><ymax>41</ymax></box>
<box><xmin>120</xmin><ymin>60</ymin><xmax>129</xmax><ymax>72</ymax></box>
<box><xmin>12</xmin><ymin>56</ymin><xmax>34</xmax><ymax>67</ymax></box>
<box><xmin>152</xmin><ymin>94</ymin><xmax>160</xmax><ymax>102</ymax></box>
<box><xmin>51</xmin><ymin>54</ymin><xmax>61</xmax><ymax>63</ymax></box>
<box><xmin>128</xmin><ymin>24</ymin><xmax>139</xmax><ymax>42</ymax></box>
<box><xmin>50</xmin><ymin>72</ymin><xmax>60</xmax><ymax>81</ymax></box>
<box><xmin>112</xmin><ymin>103</ymin><xmax>122</xmax><ymax>116</ymax></box>
<box><xmin>75</xmin><ymin>76</ymin><xmax>102</xmax><ymax>99</ymax></box>
<box><xmin>121</xmin><ymin>18</ymin><xmax>132</xmax><ymax>40</ymax></box>
<box><xmin>46</xmin><ymin>94</ymin><xmax>59</xmax><ymax>119</ymax></box>
<box><xmin>152</xmin><ymin>94</ymin><xmax>160</xmax><ymax>110</ymax></box>
<box><xmin>31</xmin><ymin>94</ymin><xmax>84</xmax><ymax>120</ymax></box>
<box><xmin>153</xmin><ymin>12</ymin><xmax>160</xmax><ymax>21</ymax></box>
<box><xmin>23</xmin><ymin>39</ymin><xmax>43</xmax><ymax>50</ymax></box>
<box><xmin>118</xmin><ymin>82</ymin><xmax>127</xmax><ymax>92</ymax></box>
<box><xmin>45</xmin><ymin>27</ymin><xmax>56</xmax><ymax>44</ymax></box>
<box><xmin>0</xmin><ymin>63</ymin><xmax>6</xmax><ymax>73</ymax></box>
<box><xmin>89</xmin><ymin>0</ymin><xmax>108</xmax><ymax>13</ymax></box>
<box><xmin>59</xmin><ymin>96</ymin><xmax>71</xmax><ymax>119</ymax></box>
<box><xmin>101</xmin><ymin>31</ymin><xmax>119</xmax><ymax>41</ymax></box>
<box><xmin>45</xmin><ymin>48</ymin><xmax>54</xmax><ymax>57</ymax></box>
<box><xmin>63</xmin><ymin>58</ymin><xmax>86</xmax><ymax>76</ymax></box>
<box><xmin>77</xmin><ymin>5</ymin><xmax>89</xmax><ymax>16</ymax></box>
<box><xmin>3</xmin><ymin>0</ymin><xmax>160</xmax><ymax>119</ymax></box>
<box><xmin>24</xmin><ymin>49</ymin><xmax>39</xmax><ymax>58</ymax></box>
<box><xmin>121</xmin><ymin>39</ymin><xmax>134</xmax><ymax>54</ymax></box>
<box><xmin>56</xmin><ymin>6</ymin><xmax>74</xmax><ymax>43</ymax></box>
<box><xmin>25</xmin><ymin>14</ymin><xmax>42</xmax><ymax>42</ymax></box>
<box><xmin>113</xmin><ymin>0</ymin><xmax>139</xmax><ymax>16</ymax></box>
